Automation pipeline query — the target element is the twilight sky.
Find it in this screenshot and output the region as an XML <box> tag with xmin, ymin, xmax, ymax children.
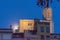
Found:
<box><xmin>0</xmin><ymin>0</ymin><xmax>60</xmax><ymax>33</ymax></box>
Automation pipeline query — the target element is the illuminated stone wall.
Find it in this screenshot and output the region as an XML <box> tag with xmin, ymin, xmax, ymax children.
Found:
<box><xmin>19</xmin><ymin>19</ymin><xmax>34</xmax><ymax>32</ymax></box>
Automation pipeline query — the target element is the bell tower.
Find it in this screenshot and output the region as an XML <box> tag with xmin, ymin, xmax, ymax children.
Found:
<box><xmin>37</xmin><ymin>0</ymin><xmax>54</xmax><ymax>33</ymax></box>
<box><xmin>43</xmin><ymin>7</ymin><xmax>52</xmax><ymax>20</ymax></box>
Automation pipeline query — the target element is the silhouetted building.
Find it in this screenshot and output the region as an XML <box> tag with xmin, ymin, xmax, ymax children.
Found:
<box><xmin>12</xmin><ymin>33</ymin><xmax>24</xmax><ymax>40</ymax></box>
<box><xmin>35</xmin><ymin>20</ymin><xmax>50</xmax><ymax>40</ymax></box>
<box><xmin>50</xmin><ymin>33</ymin><xmax>60</xmax><ymax>40</ymax></box>
<box><xmin>0</xmin><ymin>28</ymin><xmax>13</xmax><ymax>40</ymax></box>
<box><xmin>24</xmin><ymin>30</ymin><xmax>37</xmax><ymax>40</ymax></box>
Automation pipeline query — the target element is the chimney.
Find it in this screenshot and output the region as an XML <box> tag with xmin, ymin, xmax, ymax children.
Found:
<box><xmin>10</xmin><ymin>25</ymin><xmax>12</xmax><ymax>29</ymax></box>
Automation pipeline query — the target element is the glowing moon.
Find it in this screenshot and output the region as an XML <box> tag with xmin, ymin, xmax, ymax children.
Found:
<box><xmin>12</xmin><ymin>24</ymin><xmax>18</xmax><ymax>30</ymax></box>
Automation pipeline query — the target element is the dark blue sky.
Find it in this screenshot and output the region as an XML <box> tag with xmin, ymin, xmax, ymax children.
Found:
<box><xmin>0</xmin><ymin>0</ymin><xmax>60</xmax><ymax>33</ymax></box>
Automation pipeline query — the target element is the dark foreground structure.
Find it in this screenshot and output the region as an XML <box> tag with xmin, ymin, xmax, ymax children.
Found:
<box><xmin>0</xmin><ymin>28</ymin><xmax>60</xmax><ymax>40</ymax></box>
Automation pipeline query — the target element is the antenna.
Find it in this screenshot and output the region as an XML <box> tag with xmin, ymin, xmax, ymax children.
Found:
<box><xmin>37</xmin><ymin>0</ymin><xmax>60</xmax><ymax>20</ymax></box>
<box><xmin>37</xmin><ymin>0</ymin><xmax>59</xmax><ymax>8</ymax></box>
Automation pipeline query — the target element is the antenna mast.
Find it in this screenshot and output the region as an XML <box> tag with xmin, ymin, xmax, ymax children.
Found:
<box><xmin>37</xmin><ymin>0</ymin><xmax>53</xmax><ymax>20</ymax></box>
<box><xmin>37</xmin><ymin>0</ymin><xmax>52</xmax><ymax>8</ymax></box>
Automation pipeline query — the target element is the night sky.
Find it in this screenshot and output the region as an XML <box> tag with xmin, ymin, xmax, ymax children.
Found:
<box><xmin>0</xmin><ymin>0</ymin><xmax>60</xmax><ymax>33</ymax></box>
